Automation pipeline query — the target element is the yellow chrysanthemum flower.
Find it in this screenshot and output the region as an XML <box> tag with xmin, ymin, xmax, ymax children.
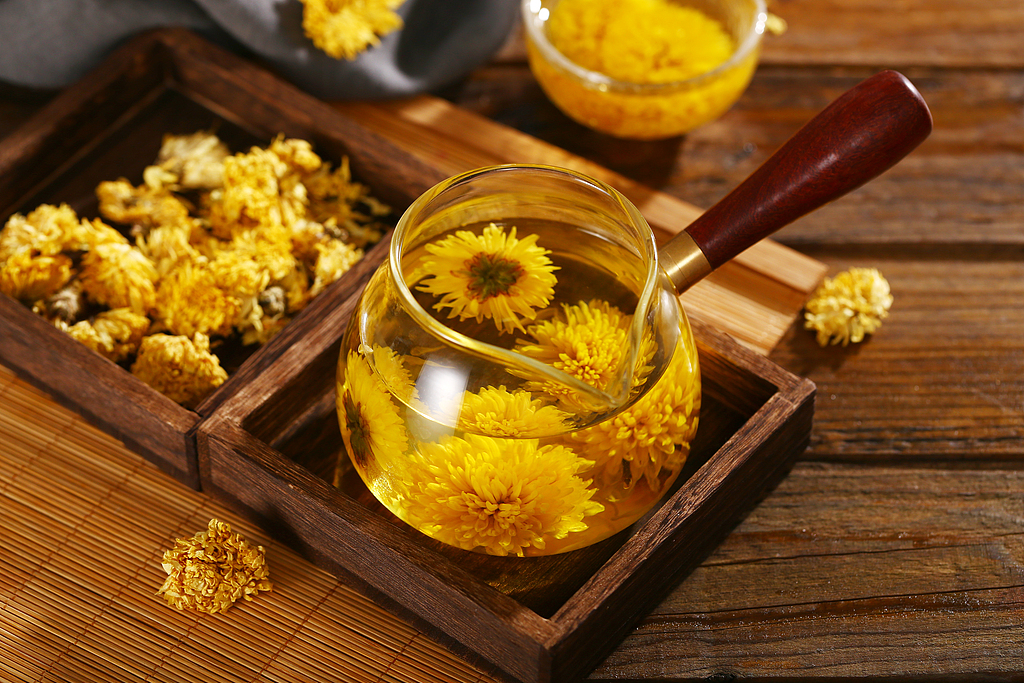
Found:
<box><xmin>65</xmin><ymin>308</ymin><xmax>151</xmax><ymax>363</ymax></box>
<box><xmin>568</xmin><ymin>338</ymin><xmax>700</xmax><ymax>492</ymax></box>
<box><xmin>398</xmin><ymin>434</ymin><xmax>603</xmax><ymax>556</ymax></box>
<box><xmin>416</xmin><ymin>223</ymin><xmax>559</xmax><ymax>335</ymax></box>
<box><xmin>305</xmin><ymin>158</ymin><xmax>389</xmax><ymax>249</ymax></box>
<box><xmin>0</xmin><ymin>251</ymin><xmax>73</xmax><ymax>301</ymax></box>
<box><xmin>515</xmin><ymin>299</ymin><xmax>655</xmax><ymax>412</ymax></box>
<box><xmin>458</xmin><ymin>385</ymin><xmax>570</xmax><ymax>438</ymax></box>
<box><xmin>154</xmin><ymin>261</ymin><xmax>241</xmax><ymax>338</ymax></box>
<box><xmin>65</xmin><ymin>217</ymin><xmax>129</xmax><ymax>253</ymax></box>
<box><xmin>301</xmin><ymin>0</ymin><xmax>405</xmax><ymax>61</ymax></box>
<box><xmin>135</xmin><ymin>222</ymin><xmax>202</xmax><ymax>277</ymax></box>
<box><xmin>310</xmin><ymin>239</ymin><xmax>363</xmax><ymax>297</ymax></box>
<box><xmin>143</xmin><ymin>131</ymin><xmax>230</xmax><ymax>191</ymax></box>
<box><xmin>0</xmin><ymin>203</ymin><xmax>81</xmax><ymax>261</ymax></box>
<box><xmin>804</xmin><ymin>267</ymin><xmax>894</xmax><ymax>346</ymax></box>
<box><xmin>96</xmin><ymin>178</ymin><xmax>193</xmax><ymax>229</ymax></box>
<box><xmin>337</xmin><ymin>348</ymin><xmax>409</xmax><ymax>474</ymax></box>
<box><xmin>79</xmin><ymin>242</ymin><xmax>158</xmax><ymax>314</ymax></box>
<box><xmin>131</xmin><ymin>333</ymin><xmax>228</xmax><ymax>408</ymax></box>
<box><xmin>157</xmin><ymin>518</ymin><xmax>272</xmax><ymax>614</ymax></box>
<box><xmin>208</xmin><ymin>147</ymin><xmax>287</xmax><ymax>238</ymax></box>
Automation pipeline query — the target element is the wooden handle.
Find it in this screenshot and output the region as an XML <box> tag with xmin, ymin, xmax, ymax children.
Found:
<box><xmin>679</xmin><ymin>70</ymin><xmax>932</xmax><ymax>271</ymax></box>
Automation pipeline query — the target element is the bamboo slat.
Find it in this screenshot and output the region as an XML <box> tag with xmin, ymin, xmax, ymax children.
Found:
<box><xmin>335</xmin><ymin>96</ymin><xmax>829</xmax><ymax>355</ymax></box>
<box><xmin>0</xmin><ymin>363</ymin><xmax>496</xmax><ymax>683</ymax></box>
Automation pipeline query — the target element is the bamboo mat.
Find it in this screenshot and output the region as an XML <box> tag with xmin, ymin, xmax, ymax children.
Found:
<box><xmin>0</xmin><ymin>363</ymin><xmax>496</xmax><ymax>683</ymax></box>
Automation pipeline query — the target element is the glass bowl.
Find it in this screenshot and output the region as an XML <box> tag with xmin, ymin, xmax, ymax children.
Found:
<box><xmin>522</xmin><ymin>0</ymin><xmax>768</xmax><ymax>139</ymax></box>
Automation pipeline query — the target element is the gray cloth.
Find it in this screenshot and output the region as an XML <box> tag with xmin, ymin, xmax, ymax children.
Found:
<box><xmin>0</xmin><ymin>0</ymin><xmax>519</xmax><ymax>99</ymax></box>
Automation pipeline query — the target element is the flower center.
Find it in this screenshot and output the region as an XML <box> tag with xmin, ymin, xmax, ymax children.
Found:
<box><xmin>344</xmin><ymin>395</ymin><xmax>371</xmax><ymax>469</ymax></box>
<box><xmin>460</xmin><ymin>252</ymin><xmax>524</xmax><ymax>301</ymax></box>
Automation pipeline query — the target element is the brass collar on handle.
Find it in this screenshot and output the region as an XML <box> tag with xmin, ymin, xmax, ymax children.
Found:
<box><xmin>659</xmin><ymin>231</ymin><xmax>713</xmax><ymax>294</ymax></box>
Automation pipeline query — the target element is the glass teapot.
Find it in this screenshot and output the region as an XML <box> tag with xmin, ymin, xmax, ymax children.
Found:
<box><xmin>335</xmin><ymin>70</ymin><xmax>932</xmax><ymax>557</ymax></box>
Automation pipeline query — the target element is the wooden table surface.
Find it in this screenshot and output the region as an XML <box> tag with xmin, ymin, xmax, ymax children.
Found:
<box><xmin>1</xmin><ymin>0</ymin><xmax>1022</xmax><ymax>679</ymax></box>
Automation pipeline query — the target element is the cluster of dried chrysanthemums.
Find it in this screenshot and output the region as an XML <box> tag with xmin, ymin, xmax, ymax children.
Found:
<box><xmin>0</xmin><ymin>131</ymin><xmax>388</xmax><ymax>407</ymax></box>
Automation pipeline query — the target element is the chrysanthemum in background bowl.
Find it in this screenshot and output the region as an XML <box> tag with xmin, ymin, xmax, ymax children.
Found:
<box><xmin>522</xmin><ymin>0</ymin><xmax>774</xmax><ymax>139</ymax></box>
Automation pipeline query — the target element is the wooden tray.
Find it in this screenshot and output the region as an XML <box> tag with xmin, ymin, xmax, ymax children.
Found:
<box><xmin>196</xmin><ymin>290</ymin><xmax>815</xmax><ymax>682</ymax></box>
<box><xmin>0</xmin><ymin>28</ymin><xmax>446</xmax><ymax>488</ymax></box>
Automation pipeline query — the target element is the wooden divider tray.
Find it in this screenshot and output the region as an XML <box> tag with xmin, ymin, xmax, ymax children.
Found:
<box><xmin>0</xmin><ymin>28</ymin><xmax>816</xmax><ymax>683</ymax></box>
<box><xmin>0</xmin><ymin>28</ymin><xmax>446</xmax><ymax>487</ymax></box>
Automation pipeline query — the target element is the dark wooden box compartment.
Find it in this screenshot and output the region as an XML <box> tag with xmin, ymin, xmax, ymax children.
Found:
<box><xmin>196</xmin><ymin>278</ymin><xmax>816</xmax><ymax>683</ymax></box>
<box><xmin>0</xmin><ymin>29</ymin><xmax>445</xmax><ymax>488</ymax></box>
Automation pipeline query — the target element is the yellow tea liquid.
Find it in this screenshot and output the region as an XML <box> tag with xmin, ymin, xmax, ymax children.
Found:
<box><xmin>336</xmin><ymin>219</ymin><xmax>700</xmax><ymax>556</ymax></box>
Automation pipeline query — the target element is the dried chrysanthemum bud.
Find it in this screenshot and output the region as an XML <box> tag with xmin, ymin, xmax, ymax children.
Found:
<box><xmin>300</xmin><ymin>0</ymin><xmax>405</xmax><ymax>61</ymax></box>
<box><xmin>145</xmin><ymin>131</ymin><xmax>230</xmax><ymax>191</ymax></box>
<box><xmin>96</xmin><ymin>179</ymin><xmax>195</xmax><ymax>232</ymax></box>
<box><xmin>45</xmin><ymin>281</ymin><xmax>85</xmax><ymax>324</ymax></box>
<box><xmin>130</xmin><ymin>332</ymin><xmax>228</xmax><ymax>408</ymax></box>
<box><xmin>79</xmin><ymin>242</ymin><xmax>158</xmax><ymax>314</ymax></box>
<box><xmin>804</xmin><ymin>267</ymin><xmax>893</xmax><ymax>346</ymax></box>
<box><xmin>310</xmin><ymin>239</ymin><xmax>363</xmax><ymax>297</ymax></box>
<box><xmin>0</xmin><ymin>203</ymin><xmax>81</xmax><ymax>261</ymax></box>
<box><xmin>0</xmin><ymin>251</ymin><xmax>73</xmax><ymax>302</ymax></box>
<box><xmin>157</xmin><ymin>518</ymin><xmax>272</xmax><ymax>614</ymax></box>
<box><xmin>66</xmin><ymin>308</ymin><xmax>151</xmax><ymax>363</ymax></box>
<box><xmin>258</xmin><ymin>285</ymin><xmax>287</xmax><ymax>318</ymax></box>
<box><xmin>154</xmin><ymin>262</ymin><xmax>241</xmax><ymax>338</ymax></box>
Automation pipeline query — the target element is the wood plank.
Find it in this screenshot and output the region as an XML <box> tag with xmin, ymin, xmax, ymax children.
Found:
<box><xmin>590</xmin><ymin>461</ymin><xmax>1024</xmax><ymax>679</ymax></box>
<box><xmin>760</xmin><ymin>0</ymin><xmax>1024</xmax><ymax>69</ymax></box>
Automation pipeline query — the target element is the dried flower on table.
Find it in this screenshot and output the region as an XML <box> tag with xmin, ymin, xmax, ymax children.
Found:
<box><xmin>300</xmin><ymin>0</ymin><xmax>405</xmax><ymax>61</ymax></box>
<box><xmin>415</xmin><ymin>223</ymin><xmax>559</xmax><ymax>335</ymax></box>
<box><xmin>65</xmin><ymin>308</ymin><xmax>151</xmax><ymax>363</ymax></box>
<box><xmin>157</xmin><ymin>518</ymin><xmax>272</xmax><ymax>614</ymax></box>
<box><xmin>804</xmin><ymin>267</ymin><xmax>893</xmax><ymax>346</ymax></box>
<box><xmin>131</xmin><ymin>333</ymin><xmax>228</xmax><ymax>409</ymax></box>
<box><xmin>397</xmin><ymin>434</ymin><xmax>603</xmax><ymax>557</ymax></box>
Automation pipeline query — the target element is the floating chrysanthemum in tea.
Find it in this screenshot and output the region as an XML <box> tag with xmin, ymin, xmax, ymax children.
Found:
<box><xmin>416</xmin><ymin>223</ymin><xmax>558</xmax><ymax>335</ymax></box>
<box><xmin>458</xmin><ymin>385</ymin><xmax>570</xmax><ymax>438</ymax></box>
<box><xmin>398</xmin><ymin>434</ymin><xmax>603</xmax><ymax>556</ymax></box>
<box><xmin>515</xmin><ymin>299</ymin><xmax>654</xmax><ymax>412</ymax></box>
<box><xmin>337</xmin><ymin>348</ymin><xmax>409</xmax><ymax>475</ymax></box>
<box><xmin>567</xmin><ymin>337</ymin><xmax>700</xmax><ymax>492</ymax></box>
<box><xmin>804</xmin><ymin>267</ymin><xmax>893</xmax><ymax>346</ymax></box>
<box><xmin>131</xmin><ymin>333</ymin><xmax>228</xmax><ymax>408</ymax></box>
<box><xmin>157</xmin><ymin>518</ymin><xmax>272</xmax><ymax>614</ymax></box>
<box><xmin>300</xmin><ymin>0</ymin><xmax>405</xmax><ymax>61</ymax></box>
